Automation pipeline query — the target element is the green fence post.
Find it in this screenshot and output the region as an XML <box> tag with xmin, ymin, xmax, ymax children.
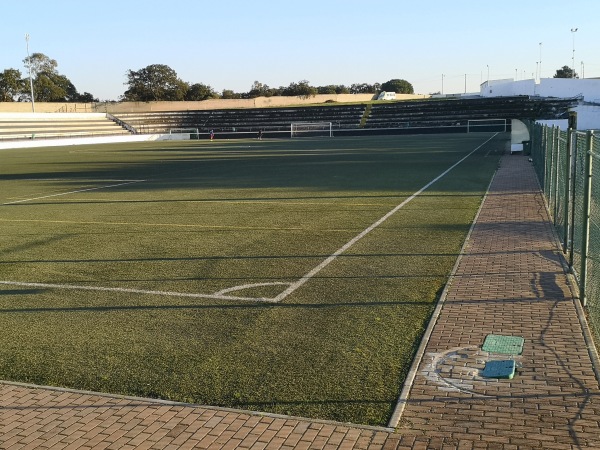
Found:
<box><xmin>568</xmin><ymin>131</ymin><xmax>579</xmax><ymax>270</ymax></box>
<box><xmin>579</xmin><ymin>130</ymin><xmax>594</xmax><ymax>306</ymax></box>
<box><xmin>548</xmin><ymin>127</ymin><xmax>553</xmax><ymax>215</ymax></box>
<box><xmin>551</xmin><ymin>126</ymin><xmax>560</xmax><ymax>223</ymax></box>
<box><xmin>542</xmin><ymin>126</ymin><xmax>552</xmax><ymax>197</ymax></box>
<box><xmin>563</xmin><ymin>127</ymin><xmax>573</xmax><ymax>254</ymax></box>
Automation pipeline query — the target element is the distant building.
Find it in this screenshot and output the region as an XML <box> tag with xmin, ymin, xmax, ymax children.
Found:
<box><xmin>480</xmin><ymin>78</ymin><xmax>600</xmax><ymax>130</ymax></box>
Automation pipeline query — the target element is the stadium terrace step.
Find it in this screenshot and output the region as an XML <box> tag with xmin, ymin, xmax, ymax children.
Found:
<box><xmin>363</xmin><ymin>96</ymin><xmax>576</xmax><ymax>129</ymax></box>
<box><xmin>114</xmin><ymin>104</ymin><xmax>366</xmax><ymax>133</ymax></box>
<box><xmin>0</xmin><ymin>113</ymin><xmax>132</xmax><ymax>141</ymax></box>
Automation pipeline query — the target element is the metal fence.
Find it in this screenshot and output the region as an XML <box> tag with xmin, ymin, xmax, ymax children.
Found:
<box><xmin>531</xmin><ymin>123</ymin><xmax>600</xmax><ymax>338</ymax></box>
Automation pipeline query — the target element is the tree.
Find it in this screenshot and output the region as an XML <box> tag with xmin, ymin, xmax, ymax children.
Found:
<box><xmin>380</xmin><ymin>79</ymin><xmax>414</xmax><ymax>94</ymax></box>
<box><xmin>33</xmin><ymin>73</ymin><xmax>70</xmax><ymax>102</ymax></box>
<box><xmin>317</xmin><ymin>85</ymin><xmax>337</xmax><ymax>94</ymax></box>
<box><xmin>185</xmin><ymin>83</ymin><xmax>217</xmax><ymax>101</ymax></box>
<box><xmin>76</xmin><ymin>92</ymin><xmax>99</xmax><ymax>102</ymax></box>
<box><xmin>349</xmin><ymin>83</ymin><xmax>380</xmax><ymax>94</ymax></box>
<box><xmin>222</xmin><ymin>89</ymin><xmax>242</xmax><ymax>99</ymax></box>
<box><xmin>553</xmin><ymin>66</ymin><xmax>578</xmax><ymax>79</ymax></box>
<box><xmin>30</xmin><ymin>72</ymin><xmax>96</xmax><ymax>102</ymax></box>
<box><xmin>281</xmin><ymin>80</ymin><xmax>317</xmax><ymax>98</ymax></box>
<box><xmin>0</xmin><ymin>69</ymin><xmax>25</xmax><ymax>102</ymax></box>
<box><xmin>122</xmin><ymin>64</ymin><xmax>188</xmax><ymax>101</ymax></box>
<box><xmin>24</xmin><ymin>53</ymin><xmax>58</xmax><ymax>77</ymax></box>
<box><xmin>247</xmin><ymin>81</ymin><xmax>276</xmax><ymax>98</ymax></box>
<box><xmin>317</xmin><ymin>84</ymin><xmax>350</xmax><ymax>94</ymax></box>
<box><xmin>18</xmin><ymin>53</ymin><xmax>97</xmax><ymax>102</ymax></box>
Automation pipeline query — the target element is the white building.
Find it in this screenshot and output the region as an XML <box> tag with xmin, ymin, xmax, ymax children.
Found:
<box><xmin>480</xmin><ymin>78</ymin><xmax>600</xmax><ymax>130</ymax></box>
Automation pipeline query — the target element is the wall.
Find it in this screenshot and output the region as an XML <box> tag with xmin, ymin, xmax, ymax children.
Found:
<box><xmin>0</xmin><ymin>93</ymin><xmax>430</xmax><ymax>114</ymax></box>
<box><xmin>511</xmin><ymin>119</ymin><xmax>530</xmax><ymax>144</ymax></box>
<box><xmin>0</xmin><ymin>103</ymin><xmax>96</xmax><ymax>113</ymax></box>
<box><xmin>480</xmin><ymin>79</ymin><xmax>536</xmax><ymax>97</ymax></box>
<box><xmin>535</xmin><ymin>78</ymin><xmax>600</xmax><ymax>102</ymax></box>
<box><xmin>538</xmin><ymin>104</ymin><xmax>600</xmax><ymax>131</ymax></box>
<box><xmin>0</xmin><ymin>133</ymin><xmax>170</xmax><ymax>151</ymax></box>
<box><xmin>575</xmin><ymin>104</ymin><xmax>600</xmax><ymax>130</ymax></box>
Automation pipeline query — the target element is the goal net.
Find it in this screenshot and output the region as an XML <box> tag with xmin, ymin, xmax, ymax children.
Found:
<box><xmin>167</xmin><ymin>128</ymin><xmax>200</xmax><ymax>140</ymax></box>
<box><xmin>290</xmin><ymin>122</ymin><xmax>333</xmax><ymax>138</ymax></box>
<box><xmin>466</xmin><ymin>119</ymin><xmax>507</xmax><ymax>133</ymax></box>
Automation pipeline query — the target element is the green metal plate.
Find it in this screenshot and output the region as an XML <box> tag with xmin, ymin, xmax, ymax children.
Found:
<box><xmin>482</xmin><ymin>360</ymin><xmax>516</xmax><ymax>379</ymax></box>
<box><xmin>481</xmin><ymin>334</ymin><xmax>524</xmax><ymax>355</ymax></box>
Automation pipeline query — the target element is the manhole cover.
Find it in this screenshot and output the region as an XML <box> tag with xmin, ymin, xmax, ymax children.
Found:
<box><xmin>482</xmin><ymin>359</ymin><xmax>516</xmax><ymax>379</ymax></box>
<box><xmin>481</xmin><ymin>334</ymin><xmax>524</xmax><ymax>355</ymax></box>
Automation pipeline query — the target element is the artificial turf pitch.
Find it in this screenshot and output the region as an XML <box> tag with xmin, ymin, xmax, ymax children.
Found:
<box><xmin>0</xmin><ymin>133</ymin><xmax>506</xmax><ymax>426</ymax></box>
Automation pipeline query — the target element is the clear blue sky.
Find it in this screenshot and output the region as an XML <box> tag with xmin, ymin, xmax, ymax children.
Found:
<box><xmin>1</xmin><ymin>0</ymin><xmax>598</xmax><ymax>101</ymax></box>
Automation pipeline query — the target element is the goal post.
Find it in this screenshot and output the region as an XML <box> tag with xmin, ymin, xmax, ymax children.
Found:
<box><xmin>290</xmin><ymin>122</ymin><xmax>333</xmax><ymax>138</ymax></box>
<box><xmin>168</xmin><ymin>128</ymin><xmax>200</xmax><ymax>140</ymax></box>
<box><xmin>466</xmin><ymin>119</ymin><xmax>508</xmax><ymax>133</ymax></box>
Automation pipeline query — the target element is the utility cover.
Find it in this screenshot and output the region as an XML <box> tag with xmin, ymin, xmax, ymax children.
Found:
<box><xmin>482</xmin><ymin>360</ymin><xmax>516</xmax><ymax>379</ymax></box>
<box><xmin>482</xmin><ymin>334</ymin><xmax>524</xmax><ymax>355</ymax></box>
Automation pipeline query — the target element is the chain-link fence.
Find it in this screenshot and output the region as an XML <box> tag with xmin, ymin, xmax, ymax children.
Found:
<box><xmin>531</xmin><ymin>124</ymin><xmax>600</xmax><ymax>338</ymax></box>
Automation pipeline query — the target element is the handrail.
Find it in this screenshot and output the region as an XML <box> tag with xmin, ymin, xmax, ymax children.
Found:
<box><xmin>106</xmin><ymin>113</ymin><xmax>137</xmax><ymax>134</ymax></box>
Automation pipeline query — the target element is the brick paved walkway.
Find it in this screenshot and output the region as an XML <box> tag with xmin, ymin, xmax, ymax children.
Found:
<box><xmin>395</xmin><ymin>154</ymin><xmax>600</xmax><ymax>449</ymax></box>
<box><xmin>1</xmin><ymin>154</ymin><xmax>599</xmax><ymax>449</ymax></box>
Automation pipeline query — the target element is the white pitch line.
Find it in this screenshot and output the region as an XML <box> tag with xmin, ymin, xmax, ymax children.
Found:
<box><xmin>2</xmin><ymin>180</ymin><xmax>146</xmax><ymax>206</ymax></box>
<box><xmin>0</xmin><ymin>280</ymin><xmax>277</xmax><ymax>303</ymax></box>
<box><xmin>272</xmin><ymin>134</ymin><xmax>499</xmax><ymax>303</ymax></box>
<box><xmin>215</xmin><ymin>282</ymin><xmax>292</xmax><ymax>296</ymax></box>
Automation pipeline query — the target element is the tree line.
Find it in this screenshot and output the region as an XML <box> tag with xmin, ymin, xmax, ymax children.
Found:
<box><xmin>0</xmin><ymin>54</ymin><xmax>414</xmax><ymax>103</ymax></box>
<box><xmin>123</xmin><ymin>66</ymin><xmax>414</xmax><ymax>101</ymax></box>
<box><xmin>0</xmin><ymin>54</ymin><xmax>579</xmax><ymax>103</ymax></box>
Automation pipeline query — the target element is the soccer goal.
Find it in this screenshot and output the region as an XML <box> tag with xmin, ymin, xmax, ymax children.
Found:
<box><xmin>167</xmin><ymin>128</ymin><xmax>200</xmax><ymax>140</ymax></box>
<box><xmin>466</xmin><ymin>119</ymin><xmax>508</xmax><ymax>133</ymax></box>
<box><xmin>290</xmin><ymin>122</ymin><xmax>333</xmax><ymax>138</ymax></box>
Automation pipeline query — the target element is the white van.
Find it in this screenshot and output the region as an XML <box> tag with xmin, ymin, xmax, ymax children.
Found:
<box><xmin>377</xmin><ymin>91</ymin><xmax>396</xmax><ymax>100</ymax></box>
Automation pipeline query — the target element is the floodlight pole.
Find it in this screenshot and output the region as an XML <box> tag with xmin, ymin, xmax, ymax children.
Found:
<box><xmin>25</xmin><ymin>33</ymin><xmax>35</xmax><ymax>113</ymax></box>
<box><xmin>441</xmin><ymin>74</ymin><xmax>444</xmax><ymax>95</ymax></box>
<box><xmin>539</xmin><ymin>43</ymin><xmax>543</xmax><ymax>78</ymax></box>
<box><xmin>571</xmin><ymin>28</ymin><xmax>578</xmax><ymax>78</ymax></box>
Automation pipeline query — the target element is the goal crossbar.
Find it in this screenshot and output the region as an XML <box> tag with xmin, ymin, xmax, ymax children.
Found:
<box><xmin>290</xmin><ymin>122</ymin><xmax>333</xmax><ymax>138</ymax></box>
<box><xmin>467</xmin><ymin>119</ymin><xmax>507</xmax><ymax>133</ymax></box>
<box><xmin>166</xmin><ymin>128</ymin><xmax>200</xmax><ymax>140</ymax></box>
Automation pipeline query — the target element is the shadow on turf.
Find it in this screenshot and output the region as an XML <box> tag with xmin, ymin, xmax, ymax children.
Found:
<box><xmin>7</xmin><ymin>192</ymin><xmax>490</xmax><ymax>207</ymax></box>
<box><xmin>0</xmin><ymin>298</ymin><xmax>433</xmax><ymax>314</ymax></box>
<box><xmin>0</xmin><ymin>134</ymin><xmax>506</xmax><ymax>195</ymax></box>
<box><xmin>0</xmin><ymin>289</ymin><xmax>44</xmax><ymax>296</ymax></box>
<box><xmin>0</xmin><ymin>290</ymin><xmax>569</xmax><ymax>314</ymax></box>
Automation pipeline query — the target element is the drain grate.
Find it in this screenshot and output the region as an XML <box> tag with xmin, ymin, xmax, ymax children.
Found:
<box><xmin>482</xmin><ymin>360</ymin><xmax>516</xmax><ymax>379</ymax></box>
<box><xmin>482</xmin><ymin>334</ymin><xmax>524</xmax><ymax>355</ymax></box>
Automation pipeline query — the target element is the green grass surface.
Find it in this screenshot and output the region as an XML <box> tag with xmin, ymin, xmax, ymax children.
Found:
<box><xmin>0</xmin><ymin>133</ymin><xmax>506</xmax><ymax>426</ymax></box>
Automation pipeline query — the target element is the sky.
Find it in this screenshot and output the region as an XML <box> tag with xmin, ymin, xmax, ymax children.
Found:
<box><xmin>1</xmin><ymin>0</ymin><xmax>599</xmax><ymax>101</ymax></box>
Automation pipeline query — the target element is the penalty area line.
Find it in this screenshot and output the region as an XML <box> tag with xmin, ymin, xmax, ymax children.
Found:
<box><xmin>272</xmin><ymin>133</ymin><xmax>499</xmax><ymax>303</ymax></box>
<box><xmin>0</xmin><ymin>280</ymin><xmax>278</xmax><ymax>303</ymax></box>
